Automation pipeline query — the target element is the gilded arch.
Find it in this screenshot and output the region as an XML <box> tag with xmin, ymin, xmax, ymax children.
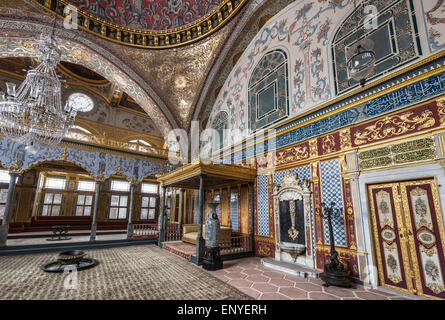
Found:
<box><xmin>0</xmin><ymin>17</ymin><xmax>177</xmax><ymax>136</ymax></box>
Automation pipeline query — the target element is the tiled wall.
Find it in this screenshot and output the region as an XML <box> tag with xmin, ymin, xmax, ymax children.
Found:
<box><xmin>319</xmin><ymin>159</ymin><xmax>346</xmax><ymax>246</ymax></box>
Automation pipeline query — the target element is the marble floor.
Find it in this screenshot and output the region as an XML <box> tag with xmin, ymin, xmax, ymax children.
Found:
<box><xmin>6</xmin><ymin>230</ymin><xmax>127</xmax><ymax>246</ymax></box>
<box><xmin>206</xmin><ymin>257</ymin><xmax>418</xmax><ymax>300</ymax></box>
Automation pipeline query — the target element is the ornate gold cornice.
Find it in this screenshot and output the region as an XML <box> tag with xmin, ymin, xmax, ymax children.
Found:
<box><xmin>157</xmin><ymin>162</ymin><xmax>257</xmax><ymax>186</ymax></box>
<box><xmin>32</xmin><ymin>0</ymin><xmax>247</xmax><ymax>49</ymax></box>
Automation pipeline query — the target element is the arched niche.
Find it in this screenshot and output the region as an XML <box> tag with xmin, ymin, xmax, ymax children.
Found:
<box><xmin>248</xmin><ymin>49</ymin><xmax>289</xmax><ymax>133</ymax></box>
<box><xmin>0</xmin><ymin>18</ymin><xmax>176</xmax><ymax>136</ymax></box>
<box><xmin>273</xmin><ymin>171</ymin><xmax>314</xmax><ymax>269</ymax></box>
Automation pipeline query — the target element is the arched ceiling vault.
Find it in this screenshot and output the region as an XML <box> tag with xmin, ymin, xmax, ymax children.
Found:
<box><xmin>0</xmin><ymin>2</ymin><xmax>186</xmax><ymax>134</ymax></box>
<box><xmin>0</xmin><ymin>0</ymin><xmax>297</xmax><ymax>135</ymax></box>
<box><xmin>191</xmin><ymin>0</ymin><xmax>298</xmax><ymax>131</ymax></box>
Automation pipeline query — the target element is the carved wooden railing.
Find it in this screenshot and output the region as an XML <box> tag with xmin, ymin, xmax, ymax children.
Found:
<box><xmin>220</xmin><ymin>234</ymin><xmax>251</xmax><ymax>255</ymax></box>
<box><xmin>132</xmin><ymin>224</ymin><xmax>158</xmax><ymax>238</ymax></box>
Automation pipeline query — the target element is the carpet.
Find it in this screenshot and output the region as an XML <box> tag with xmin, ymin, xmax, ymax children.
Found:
<box><xmin>0</xmin><ymin>245</ymin><xmax>252</xmax><ymax>300</ymax></box>
<box><xmin>163</xmin><ymin>241</ymin><xmax>196</xmax><ymax>260</ymax></box>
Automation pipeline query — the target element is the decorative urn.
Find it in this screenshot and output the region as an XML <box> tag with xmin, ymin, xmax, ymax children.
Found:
<box><xmin>205</xmin><ymin>202</ymin><xmax>220</xmax><ymax>248</ymax></box>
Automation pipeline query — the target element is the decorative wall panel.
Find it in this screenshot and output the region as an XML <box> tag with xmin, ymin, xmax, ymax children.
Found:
<box><xmin>273</xmin><ymin>165</ymin><xmax>314</xmax><ymax>258</ymax></box>
<box><xmin>248</xmin><ymin>50</ymin><xmax>289</xmax><ymax>133</ymax></box>
<box><xmin>230</xmin><ymin>190</ymin><xmax>238</xmax><ymax>232</ymax></box>
<box><xmin>0</xmin><ymin>137</ymin><xmax>175</xmax><ymax>181</ymax></box>
<box><xmin>332</xmin><ymin>0</ymin><xmax>420</xmax><ymax>94</ymax></box>
<box><xmin>206</xmin><ymin>0</ymin><xmax>436</xmax><ymax>148</ymax></box>
<box><xmin>359</xmin><ymin>138</ymin><xmax>436</xmax><ymax>170</ymax></box>
<box><xmin>319</xmin><ymin>159</ymin><xmax>346</xmax><ymax>247</ymax></box>
<box><xmin>256</xmin><ymin>174</ymin><xmax>269</xmax><ymax>236</ymax></box>
<box><xmin>421</xmin><ymin>0</ymin><xmax>445</xmax><ymax>51</ymax></box>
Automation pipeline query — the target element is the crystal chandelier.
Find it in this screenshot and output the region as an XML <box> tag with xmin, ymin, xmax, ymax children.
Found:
<box><xmin>0</xmin><ymin>32</ymin><xmax>77</xmax><ymax>150</ymax></box>
<box><xmin>346</xmin><ymin>0</ymin><xmax>376</xmax><ymax>86</ymax></box>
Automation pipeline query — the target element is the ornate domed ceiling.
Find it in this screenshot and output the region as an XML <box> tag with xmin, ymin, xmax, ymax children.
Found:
<box><xmin>32</xmin><ymin>0</ymin><xmax>248</xmax><ymax>48</ymax></box>
<box><xmin>69</xmin><ymin>0</ymin><xmax>223</xmax><ymax>31</ymax></box>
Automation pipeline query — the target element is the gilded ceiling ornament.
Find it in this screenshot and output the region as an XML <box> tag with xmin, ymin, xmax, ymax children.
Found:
<box><xmin>9</xmin><ymin>159</ymin><xmax>22</xmax><ymax>174</ymax></box>
<box><xmin>125</xmin><ymin>27</ymin><xmax>229</xmax><ymax>128</ymax></box>
<box><xmin>61</xmin><ymin>147</ymin><xmax>69</xmax><ymax>160</ymax></box>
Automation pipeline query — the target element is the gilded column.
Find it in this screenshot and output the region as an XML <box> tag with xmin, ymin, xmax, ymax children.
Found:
<box><xmin>126</xmin><ymin>181</ymin><xmax>137</xmax><ymax>240</ymax></box>
<box><xmin>0</xmin><ymin>172</ymin><xmax>20</xmax><ymax>247</ymax></box>
<box><xmin>179</xmin><ymin>189</ymin><xmax>185</xmax><ymax>238</ymax></box>
<box><xmin>249</xmin><ymin>182</ymin><xmax>255</xmax><ymax>253</ymax></box>
<box><xmin>158</xmin><ymin>185</ymin><xmax>166</xmax><ymax>246</ymax></box>
<box><xmin>196</xmin><ymin>175</ymin><xmax>205</xmax><ymax>265</ymax></box>
<box><xmin>90</xmin><ymin>179</ymin><xmax>103</xmax><ymax>242</ymax></box>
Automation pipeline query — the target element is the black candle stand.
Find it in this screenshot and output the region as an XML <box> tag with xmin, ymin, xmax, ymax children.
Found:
<box><xmin>317</xmin><ymin>202</ymin><xmax>352</xmax><ymax>288</ymax></box>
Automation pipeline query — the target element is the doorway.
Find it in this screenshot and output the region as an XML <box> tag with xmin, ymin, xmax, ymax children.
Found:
<box><xmin>368</xmin><ymin>179</ymin><xmax>445</xmax><ymax>299</ymax></box>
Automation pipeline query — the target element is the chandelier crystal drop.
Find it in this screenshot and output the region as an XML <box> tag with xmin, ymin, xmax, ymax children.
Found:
<box><xmin>0</xmin><ymin>33</ymin><xmax>77</xmax><ymax>148</ymax></box>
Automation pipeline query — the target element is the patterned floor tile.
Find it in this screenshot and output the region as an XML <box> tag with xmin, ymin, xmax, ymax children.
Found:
<box><xmin>309</xmin><ymin>292</ymin><xmax>340</xmax><ymax>300</ymax></box>
<box><xmin>279</xmin><ymin>287</ymin><xmax>308</xmax><ymax>299</ymax></box>
<box><xmin>258</xmin><ymin>292</ymin><xmax>290</xmax><ymax>300</ymax></box>
<box><xmin>251</xmin><ymin>283</ymin><xmax>279</xmax><ymax>293</ymax></box>
<box><xmin>0</xmin><ymin>245</ymin><xmax>252</xmax><ymax>300</ymax></box>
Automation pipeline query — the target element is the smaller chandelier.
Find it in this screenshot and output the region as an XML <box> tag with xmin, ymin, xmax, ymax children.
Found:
<box><xmin>0</xmin><ymin>33</ymin><xmax>77</xmax><ymax>149</ymax></box>
<box><xmin>346</xmin><ymin>0</ymin><xmax>376</xmax><ymax>87</ymax></box>
<box><xmin>347</xmin><ymin>38</ymin><xmax>376</xmax><ymax>86</ymax></box>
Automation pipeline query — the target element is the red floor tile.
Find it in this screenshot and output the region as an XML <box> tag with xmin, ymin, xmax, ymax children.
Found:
<box><xmin>241</xmin><ymin>268</ymin><xmax>263</xmax><ymax>275</ymax></box>
<box><xmin>262</xmin><ymin>271</ymin><xmax>285</xmax><ymax>279</ymax></box>
<box><xmin>354</xmin><ymin>291</ymin><xmax>389</xmax><ymax>300</ymax></box>
<box><xmin>268</xmin><ymin>278</ymin><xmax>295</xmax><ymax>287</ymax></box>
<box><xmin>279</xmin><ymin>287</ymin><xmax>308</xmax><ymax>299</ymax></box>
<box><xmin>322</xmin><ymin>286</ymin><xmax>356</xmax><ymax>297</ymax></box>
<box><xmin>245</xmin><ymin>274</ymin><xmax>270</xmax><ymax>282</ymax></box>
<box><xmin>251</xmin><ymin>283</ymin><xmax>279</xmax><ymax>293</ymax></box>
<box><xmin>225</xmin><ymin>272</ymin><xmax>247</xmax><ymax>280</ymax></box>
<box><xmin>258</xmin><ymin>292</ymin><xmax>291</xmax><ymax>300</ymax></box>
<box><xmin>294</xmin><ymin>282</ymin><xmax>323</xmax><ymax>292</ymax></box>
<box><xmin>227</xmin><ymin>279</ymin><xmax>253</xmax><ymax>288</ymax></box>
<box><xmin>309</xmin><ymin>292</ymin><xmax>340</xmax><ymax>300</ymax></box>
<box><xmin>238</xmin><ymin>287</ymin><xmax>261</xmax><ymax>299</ymax></box>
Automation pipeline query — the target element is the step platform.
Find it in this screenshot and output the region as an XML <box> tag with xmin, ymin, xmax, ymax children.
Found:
<box><xmin>261</xmin><ymin>258</ymin><xmax>321</xmax><ymax>278</ymax></box>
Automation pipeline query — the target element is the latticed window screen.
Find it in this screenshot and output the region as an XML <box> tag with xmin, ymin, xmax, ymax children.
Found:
<box><xmin>76</xmin><ymin>194</ymin><xmax>93</xmax><ymax>216</ymax></box>
<box><xmin>41</xmin><ymin>193</ymin><xmax>63</xmax><ymax>216</ymax></box>
<box><xmin>140</xmin><ymin>196</ymin><xmax>156</xmax><ymax>220</ymax></box>
<box><xmin>0</xmin><ymin>188</ymin><xmax>8</xmax><ymax>219</ymax></box>
<box><xmin>109</xmin><ymin>195</ymin><xmax>128</xmax><ymax>219</ymax></box>
<box><xmin>0</xmin><ymin>170</ymin><xmax>10</xmax><ymax>183</ymax></box>
<box><xmin>141</xmin><ymin>183</ymin><xmax>158</xmax><ymax>194</ymax></box>
<box><xmin>214</xmin><ymin>193</ymin><xmax>220</xmax><ymax>218</ymax></box>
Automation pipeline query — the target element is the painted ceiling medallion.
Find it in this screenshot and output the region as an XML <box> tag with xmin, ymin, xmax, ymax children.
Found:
<box><xmin>33</xmin><ymin>0</ymin><xmax>247</xmax><ymax>48</ymax></box>
<box><xmin>69</xmin><ymin>0</ymin><xmax>222</xmax><ymax>31</ymax></box>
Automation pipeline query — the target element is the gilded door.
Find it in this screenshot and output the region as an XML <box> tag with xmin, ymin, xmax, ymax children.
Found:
<box><xmin>368</xmin><ymin>179</ymin><xmax>445</xmax><ymax>299</ymax></box>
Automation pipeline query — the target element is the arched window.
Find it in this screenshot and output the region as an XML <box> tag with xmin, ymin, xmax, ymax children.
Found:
<box><xmin>331</xmin><ymin>0</ymin><xmax>420</xmax><ymax>95</ymax></box>
<box><xmin>248</xmin><ymin>49</ymin><xmax>289</xmax><ymax>133</ymax></box>
<box><xmin>67</xmin><ymin>93</ymin><xmax>95</xmax><ymax>112</ymax></box>
<box><xmin>211</xmin><ymin>111</ymin><xmax>229</xmax><ymax>151</ymax></box>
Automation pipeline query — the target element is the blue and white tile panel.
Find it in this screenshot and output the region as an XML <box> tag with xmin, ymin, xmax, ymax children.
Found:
<box><xmin>319</xmin><ymin>159</ymin><xmax>347</xmax><ymax>246</ymax></box>
<box><xmin>257</xmin><ymin>174</ymin><xmax>270</xmax><ymax>236</ymax></box>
